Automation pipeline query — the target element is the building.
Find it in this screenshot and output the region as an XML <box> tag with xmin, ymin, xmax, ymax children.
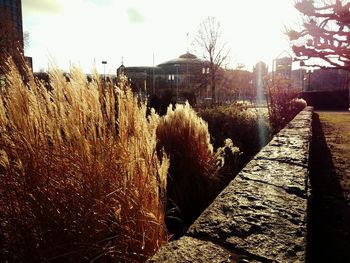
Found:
<box><xmin>274</xmin><ymin>56</ymin><xmax>293</xmax><ymax>80</ymax></box>
<box><xmin>0</xmin><ymin>0</ymin><xmax>33</xmax><ymax>74</ymax></box>
<box><xmin>0</xmin><ymin>0</ymin><xmax>24</xmax><ymax>52</ymax></box>
<box><xmin>117</xmin><ymin>52</ymin><xmax>210</xmax><ymax>103</ymax></box>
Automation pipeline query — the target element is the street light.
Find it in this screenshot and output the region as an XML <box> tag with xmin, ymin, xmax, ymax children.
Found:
<box><xmin>102</xmin><ymin>60</ymin><xmax>107</xmax><ymax>82</ymax></box>
<box><xmin>174</xmin><ymin>64</ymin><xmax>180</xmax><ymax>102</ymax></box>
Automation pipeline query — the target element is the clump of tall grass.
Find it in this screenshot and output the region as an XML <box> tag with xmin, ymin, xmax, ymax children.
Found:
<box><xmin>215</xmin><ymin>138</ymin><xmax>242</xmax><ymax>183</ymax></box>
<box><xmin>198</xmin><ymin>104</ymin><xmax>272</xmax><ymax>163</ymax></box>
<box><xmin>156</xmin><ymin>102</ymin><xmax>223</xmax><ymax>237</ymax></box>
<box><xmin>0</xmin><ymin>60</ymin><xmax>169</xmax><ymax>262</ymax></box>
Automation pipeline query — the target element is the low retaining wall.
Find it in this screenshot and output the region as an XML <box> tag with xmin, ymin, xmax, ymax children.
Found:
<box><xmin>149</xmin><ymin>107</ymin><xmax>313</xmax><ymax>263</ymax></box>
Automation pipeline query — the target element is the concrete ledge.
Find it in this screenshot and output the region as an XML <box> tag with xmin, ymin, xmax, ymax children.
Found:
<box><xmin>149</xmin><ymin>107</ymin><xmax>313</xmax><ymax>263</ymax></box>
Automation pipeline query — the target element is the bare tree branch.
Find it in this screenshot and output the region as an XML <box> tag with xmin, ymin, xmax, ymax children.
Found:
<box><xmin>288</xmin><ymin>0</ymin><xmax>350</xmax><ymax>70</ymax></box>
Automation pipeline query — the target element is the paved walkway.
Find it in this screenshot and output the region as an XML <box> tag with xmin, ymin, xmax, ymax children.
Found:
<box><xmin>308</xmin><ymin>111</ymin><xmax>350</xmax><ymax>263</ymax></box>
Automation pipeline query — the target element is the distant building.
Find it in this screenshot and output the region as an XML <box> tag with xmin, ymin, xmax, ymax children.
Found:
<box><xmin>305</xmin><ymin>68</ymin><xmax>349</xmax><ymax>92</ymax></box>
<box><xmin>0</xmin><ymin>0</ymin><xmax>24</xmax><ymax>52</ymax></box>
<box><xmin>297</xmin><ymin>68</ymin><xmax>350</xmax><ymax>110</ymax></box>
<box><xmin>117</xmin><ymin>52</ymin><xmax>209</xmax><ymax>102</ymax></box>
<box><xmin>221</xmin><ymin>68</ymin><xmax>253</xmax><ymax>102</ymax></box>
<box><xmin>274</xmin><ymin>56</ymin><xmax>292</xmax><ymax>80</ymax></box>
<box><xmin>0</xmin><ymin>0</ymin><xmax>32</xmax><ymax>71</ymax></box>
<box><xmin>286</xmin><ymin>67</ymin><xmax>350</xmax><ymax>92</ymax></box>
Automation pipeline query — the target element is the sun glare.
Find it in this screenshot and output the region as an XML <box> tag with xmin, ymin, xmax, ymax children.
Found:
<box><xmin>23</xmin><ymin>0</ymin><xmax>300</xmax><ymax>72</ymax></box>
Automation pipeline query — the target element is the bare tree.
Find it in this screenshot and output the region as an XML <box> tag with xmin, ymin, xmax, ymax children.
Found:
<box><xmin>288</xmin><ymin>0</ymin><xmax>350</xmax><ymax>70</ymax></box>
<box><xmin>195</xmin><ymin>17</ymin><xmax>230</xmax><ymax>104</ymax></box>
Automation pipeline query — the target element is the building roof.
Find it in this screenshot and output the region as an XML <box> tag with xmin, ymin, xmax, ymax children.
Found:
<box><xmin>157</xmin><ymin>52</ymin><xmax>204</xmax><ymax>67</ymax></box>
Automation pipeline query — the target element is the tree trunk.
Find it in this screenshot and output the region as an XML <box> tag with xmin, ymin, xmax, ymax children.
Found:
<box><xmin>211</xmin><ymin>68</ymin><xmax>216</xmax><ymax>105</ymax></box>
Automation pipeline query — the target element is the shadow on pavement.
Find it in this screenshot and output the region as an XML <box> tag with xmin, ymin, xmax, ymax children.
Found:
<box><xmin>307</xmin><ymin>113</ymin><xmax>350</xmax><ymax>262</ymax></box>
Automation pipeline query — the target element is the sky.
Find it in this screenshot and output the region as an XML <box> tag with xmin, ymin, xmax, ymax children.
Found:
<box><xmin>22</xmin><ymin>0</ymin><xmax>302</xmax><ymax>73</ymax></box>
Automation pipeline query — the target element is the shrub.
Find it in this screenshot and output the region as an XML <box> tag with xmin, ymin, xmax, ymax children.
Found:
<box><xmin>291</xmin><ymin>97</ymin><xmax>307</xmax><ymax>113</ymax></box>
<box><xmin>0</xmin><ymin>61</ymin><xmax>169</xmax><ymax>262</ymax></box>
<box><xmin>198</xmin><ymin>104</ymin><xmax>272</xmax><ymax>163</ymax></box>
<box><xmin>149</xmin><ymin>89</ymin><xmax>176</xmax><ymax>116</ymax></box>
<box><xmin>156</xmin><ymin>102</ymin><xmax>223</xmax><ymax>237</ymax></box>
<box><xmin>266</xmin><ymin>78</ymin><xmax>307</xmax><ymax>132</ymax></box>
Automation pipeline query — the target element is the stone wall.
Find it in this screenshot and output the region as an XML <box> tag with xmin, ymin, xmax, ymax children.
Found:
<box><xmin>149</xmin><ymin>107</ymin><xmax>313</xmax><ymax>263</ymax></box>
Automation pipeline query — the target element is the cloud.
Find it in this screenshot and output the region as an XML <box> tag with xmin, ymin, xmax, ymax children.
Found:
<box><xmin>22</xmin><ymin>0</ymin><xmax>63</xmax><ymax>14</ymax></box>
<box><xmin>127</xmin><ymin>7</ymin><xmax>145</xmax><ymax>23</ymax></box>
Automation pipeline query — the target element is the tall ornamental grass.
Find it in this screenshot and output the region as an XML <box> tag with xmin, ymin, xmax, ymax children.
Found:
<box><xmin>0</xmin><ymin>60</ymin><xmax>169</xmax><ymax>262</ymax></box>
<box><xmin>156</xmin><ymin>102</ymin><xmax>223</xmax><ymax>237</ymax></box>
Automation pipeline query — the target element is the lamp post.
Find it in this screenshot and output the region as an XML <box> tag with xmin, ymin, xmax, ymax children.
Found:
<box><xmin>102</xmin><ymin>60</ymin><xmax>107</xmax><ymax>83</ymax></box>
<box><xmin>174</xmin><ymin>64</ymin><xmax>180</xmax><ymax>102</ymax></box>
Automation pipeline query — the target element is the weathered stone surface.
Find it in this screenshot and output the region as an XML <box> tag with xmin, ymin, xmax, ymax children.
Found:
<box><xmin>186</xmin><ymin>108</ymin><xmax>312</xmax><ymax>262</ymax></box>
<box><xmin>255</xmin><ymin>109</ymin><xmax>312</xmax><ymax>167</ymax></box>
<box><xmin>147</xmin><ymin>236</ymin><xmax>237</xmax><ymax>263</ymax></box>
<box><xmin>240</xmin><ymin>159</ymin><xmax>307</xmax><ymax>195</ymax></box>
<box><xmin>255</xmin><ymin>134</ymin><xmax>309</xmax><ymax>166</ymax></box>
<box><xmin>150</xmin><ymin>107</ymin><xmax>313</xmax><ymax>263</ymax></box>
<box><xmin>188</xmin><ymin>177</ymin><xmax>307</xmax><ymax>262</ymax></box>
